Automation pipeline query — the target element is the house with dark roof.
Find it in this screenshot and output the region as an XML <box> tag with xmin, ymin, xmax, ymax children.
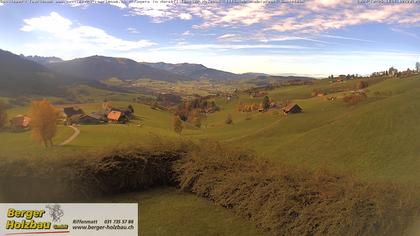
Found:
<box><xmin>63</xmin><ymin>107</ymin><xmax>84</xmax><ymax>117</ymax></box>
<box><xmin>68</xmin><ymin>114</ymin><xmax>104</xmax><ymax>125</ymax></box>
<box><xmin>63</xmin><ymin>107</ymin><xmax>85</xmax><ymax>125</ymax></box>
<box><xmin>282</xmin><ymin>103</ymin><xmax>303</xmax><ymax>114</ymax></box>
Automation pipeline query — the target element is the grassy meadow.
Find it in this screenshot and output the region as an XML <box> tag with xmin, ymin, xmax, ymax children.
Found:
<box><xmin>102</xmin><ymin>188</ymin><xmax>268</xmax><ymax>236</ymax></box>
<box><xmin>1</xmin><ymin>75</ymin><xmax>420</xmax><ymax>234</ymax></box>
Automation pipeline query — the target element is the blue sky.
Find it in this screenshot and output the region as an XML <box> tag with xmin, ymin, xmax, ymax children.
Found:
<box><xmin>0</xmin><ymin>0</ymin><xmax>419</xmax><ymax>77</ymax></box>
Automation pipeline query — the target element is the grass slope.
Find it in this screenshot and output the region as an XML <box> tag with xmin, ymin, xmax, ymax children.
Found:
<box><xmin>2</xmin><ymin>76</ymin><xmax>420</xmax><ymax>182</ymax></box>
<box><xmin>103</xmin><ymin>188</ymin><xmax>267</xmax><ymax>236</ymax></box>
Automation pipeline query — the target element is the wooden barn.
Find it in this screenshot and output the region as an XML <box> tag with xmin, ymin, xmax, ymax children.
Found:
<box><xmin>63</xmin><ymin>107</ymin><xmax>85</xmax><ymax>125</ymax></box>
<box><xmin>80</xmin><ymin>115</ymin><xmax>102</xmax><ymax>125</ymax></box>
<box><xmin>282</xmin><ymin>103</ymin><xmax>303</xmax><ymax>114</ymax></box>
<box><xmin>67</xmin><ymin>114</ymin><xmax>104</xmax><ymax>125</ymax></box>
<box><xmin>10</xmin><ymin>115</ymin><xmax>31</xmax><ymax>129</ymax></box>
<box><xmin>63</xmin><ymin>107</ymin><xmax>84</xmax><ymax>117</ymax></box>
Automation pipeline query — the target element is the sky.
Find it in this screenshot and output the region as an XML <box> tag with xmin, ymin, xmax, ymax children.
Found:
<box><xmin>0</xmin><ymin>0</ymin><xmax>419</xmax><ymax>77</ymax></box>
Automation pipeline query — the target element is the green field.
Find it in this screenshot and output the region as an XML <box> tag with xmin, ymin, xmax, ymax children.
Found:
<box><xmin>100</xmin><ymin>188</ymin><xmax>267</xmax><ymax>236</ymax></box>
<box><xmin>1</xmin><ymin>75</ymin><xmax>420</xmax><ymax>234</ymax></box>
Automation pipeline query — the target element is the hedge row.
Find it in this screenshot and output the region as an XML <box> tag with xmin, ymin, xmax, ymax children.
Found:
<box><xmin>0</xmin><ymin>139</ymin><xmax>418</xmax><ymax>235</ymax></box>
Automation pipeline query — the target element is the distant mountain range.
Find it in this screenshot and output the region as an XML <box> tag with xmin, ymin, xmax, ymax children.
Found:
<box><xmin>23</xmin><ymin>55</ymin><xmax>63</xmax><ymax>65</ymax></box>
<box><xmin>43</xmin><ymin>55</ymin><xmax>188</xmax><ymax>82</ymax></box>
<box><xmin>143</xmin><ymin>62</ymin><xmax>268</xmax><ymax>80</ymax></box>
<box><xmin>0</xmin><ymin>49</ymin><xmax>65</xmax><ymax>96</ymax></box>
<box><xmin>0</xmin><ymin>48</ymin><xmax>314</xmax><ymax>96</ymax></box>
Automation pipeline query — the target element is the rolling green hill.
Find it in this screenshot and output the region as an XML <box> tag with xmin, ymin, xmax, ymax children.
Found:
<box><xmin>2</xmin><ymin>75</ymin><xmax>419</xmax><ymax>182</ymax></box>
<box><xmin>1</xmin><ymin>75</ymin><xmax>419</xmax><ymax>235</ymax></box>
<box><xmin>46</xmin><ymin>55</ymin><xmax>189</xmax><ymax>82</ymax></box>
<box><xmin>0</xmin><ymin>49</ymin><xmax>65</xmax><ymax>96</ymax></box>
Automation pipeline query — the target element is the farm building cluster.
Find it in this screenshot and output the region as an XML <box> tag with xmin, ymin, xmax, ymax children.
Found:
<box><xmin>63</xmin><ymin>105</ymin><xmax>135</xmax><ymax>125</ymax></box>
<box><xmin>237</xmin><ymin>94</ymin><xmax>303</xmax><ymax>115</ymax></box>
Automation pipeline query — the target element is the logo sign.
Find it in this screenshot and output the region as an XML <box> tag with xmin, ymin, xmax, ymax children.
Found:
<box><xmin>0</xmin><ymin>203</ymin><xmax>138</xmax><ymax>236</ymax></box>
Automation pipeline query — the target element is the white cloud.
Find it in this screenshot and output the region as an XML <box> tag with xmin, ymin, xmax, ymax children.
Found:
<box><xmin>0</xmin><ymin>3</ymin><xmax>4</xmax><ymax>6</ymax></box>
<box><xmin>259</xmin><ymin>36</ymin><xmax>329</xmax><ymax>44</ymax></box>
<box><xmin>321</xmin><ymin>35</ymin><xmax>375</xmax><ymax>43</ymax></box>
<box><xmin>217</xmin><ymin>34</ymin><xmax>237</xmax><ymax>40</ymax></box>
<box><xmin>117</xmin><ymin>1</ymin><xmax>420</xmax><ymax>39</ymax></box>
<box><xmin>119</xmin><ymin>49</ymin><xmax>420</xmax><ymax>77</ymax></box>
<box><xmin>390</xmin><ymin>28</ymin><xmax>420</xmax><ymax>41</ymax></box>
<box><xmin>179</xmin><ymin>13</ymin><xmax>192</xmax><ymax>20</ymax></box>
<box><xmin>127</xmin><ymin>2</ymin><xmax>180</xmax><ymax>22</ymax></box>
<box><xmin>21</xmin><ymin>12</ymin><xmax>72</xmax><ymax>33</ymax></box>
<box><xmin>19</xmin><ymin>12</ymin><xmax>155</xmax><ymax>58</ymax></box>
<box><xmin>109</xmin><ymin>0</ymin><xmax>127</xmax><ymax>9</ymax></box>
<box><xmin>127</xmin><ymin>27</ymin><xmax>139</xmax><ymax>34</ymax></box>
<box><xmin>181</xmin><ymin>30</ymin><xmax>193</xmax><ymax>36</ymax></box>
<box><xmin>154</xmin><ymin>43</ymin><xmax>306</xmax><ymax>51</ymax></box>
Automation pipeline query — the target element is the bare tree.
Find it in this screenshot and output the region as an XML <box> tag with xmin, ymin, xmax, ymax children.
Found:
<box><xmin>173</xmin><ymin>116</ymin><xmax>183</xmax><ymax>134</ymax></box>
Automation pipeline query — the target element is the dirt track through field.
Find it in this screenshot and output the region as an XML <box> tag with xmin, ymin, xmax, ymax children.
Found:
<box><xmin>59</xmin><ymin>126</ymin><xmax>80</xmax><ymax>146</ymax></box>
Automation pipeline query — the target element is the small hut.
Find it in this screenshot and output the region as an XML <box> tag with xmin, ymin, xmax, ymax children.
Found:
<box><xmin>282</xmin><ymin>103</ymin><xmax>303</xmax><ymax>114</ymax></box>
<box><xmin>10</xmin><ymin>115</ymin><xmax>31</xmax><ymax>129</ymax></box>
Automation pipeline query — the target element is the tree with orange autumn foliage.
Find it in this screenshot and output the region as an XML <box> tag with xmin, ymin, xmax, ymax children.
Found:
<box><xmin>30</xmin><ymin>99</ymin><xmax>60</xmax><ymax>148</ymax></box>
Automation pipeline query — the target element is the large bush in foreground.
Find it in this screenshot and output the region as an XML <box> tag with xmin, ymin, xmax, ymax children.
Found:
<box><xmin>175</xmin><ymin>141</ymin><xmax>420</xmax><ymax>236</ymax></box>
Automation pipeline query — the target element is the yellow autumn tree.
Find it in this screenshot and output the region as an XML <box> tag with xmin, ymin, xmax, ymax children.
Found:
<box><xmin>30</xmin><ymin>99</ymin><xmax>60</xmax><ymax>148</ymax></box>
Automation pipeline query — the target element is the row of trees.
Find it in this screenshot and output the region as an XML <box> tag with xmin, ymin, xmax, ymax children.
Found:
<box><xmin>237</xmin><ymin>96</ymin><xmax>271</xmax><ymax>112</ymax></box>
<box><xmin>175</xmin><ymin>97</ymin><xmax>218</xmax><ymax>121</ymax></box>
<box><xmin>173</xmin><ymin>112</ymin><xmax>233</xmax><ymax>134</ymax></box>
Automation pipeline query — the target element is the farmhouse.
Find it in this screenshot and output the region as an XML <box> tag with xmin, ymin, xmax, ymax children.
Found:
<box><xmin>10</xmin><ymin>115</ymin><xmax>31</xmax><ymax>129</ymax></box>
<box><xmin>110</xmin><ymin>107</ymin><xmax>133</xmax><ymax>117</ymax></box>
<box><xmin>282</xmin><ymin>103</ymin><xmax>303</xmax><ymax>114</ymax></box>
<box><xmin>90</xmin><ymin>112</ymin><xmax>108</xmax><ymax>122</ymax></box>
<box><xmin>69</xmin><ymin>114</ymin><xmax>103</xmax><ymax>125</ymax></box>
<box><xmin>107</xmin><ymin>111</ymin><xmax>128</xmax><ymax>123</ymax></box>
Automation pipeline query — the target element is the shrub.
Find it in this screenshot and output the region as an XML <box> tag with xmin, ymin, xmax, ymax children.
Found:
<box><xmin>0</xmin><ymin>138</ymin><xmax>190</xmax><ymax>201</ymax></box>
<box><xmin>225</xmin><ymin>114</ymin><xmax>233</xmax><ymax>124</ymax></box>
<box><xmin>174</xmin><ymin>141</ymin><xmax>420</xmax><ymax>236</ymax></box>
<box><xmin>173</xmin><ymin>116</ymin><xmax>183</xmax><ymax>134</ymax></box>
<box><xmin>0</xmin><ymin>101</ymin><xmax>7</xmax><ymax>129</ymax></box>
<box><xmin>356</xmin><ymin>80</ymin><xmax>368</xmax><ymax>90</ymax></box>
<box><xmin>343</xmin><ymin>93</ymin><xmax>367</xmax><ymax>106</ymax></box>
<box><xmin>262</xmin><ymin>96</ymin><xmax>270</xmax><ymax>111</ymax></box>
<box><xmin>0</xmin><ymin>139</ymin><xmax>418</xmax><ymax>235</ymax></box>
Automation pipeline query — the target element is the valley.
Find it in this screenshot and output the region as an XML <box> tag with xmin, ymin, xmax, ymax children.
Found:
<box><xmin>0</xmin><ymin>49</ymin><xmax>419</xmax><ymax>235</ymax></box>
